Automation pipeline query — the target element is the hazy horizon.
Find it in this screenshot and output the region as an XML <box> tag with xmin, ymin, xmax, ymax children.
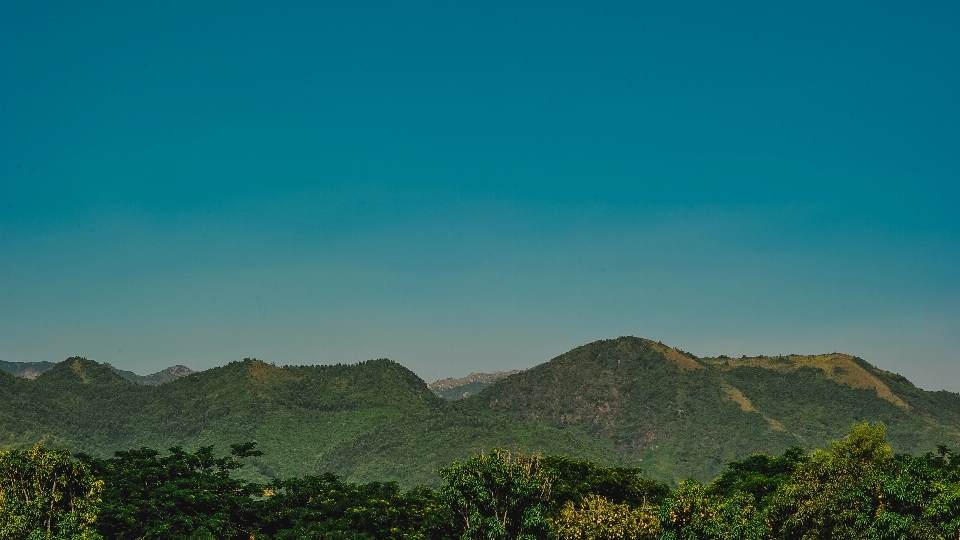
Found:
<box><xmin>2</xmin><ymin>1</ymin><xmax>958</xmax><ymax>392</ymax></box>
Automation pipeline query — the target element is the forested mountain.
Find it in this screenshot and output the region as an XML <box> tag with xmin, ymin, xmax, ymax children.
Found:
<box><xmin>1</xmin><ymin>337</ymin><xmax>958</xmax><ymax>487</ymax></box>
<box><xmin>462</xmin><ymin>336</ymin><xmax>960</xmax><ymax>482</ymax></box>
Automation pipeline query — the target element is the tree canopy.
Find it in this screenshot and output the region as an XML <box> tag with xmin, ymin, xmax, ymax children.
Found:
<box><xmin>1</xmin><ymin>423</ymin><xmax>958</xmax><ymax>539</ymax></box>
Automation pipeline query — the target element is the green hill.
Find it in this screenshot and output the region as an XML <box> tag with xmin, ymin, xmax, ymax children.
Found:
<box><xmin>1</xmin><ymin>338</ymin><xmax>958</xmax><ymax>487</ymax></box>
<box><xmin>461</xmin><ymin>336</ymin><xmax>960</xmax><ymax>483</ymax></box>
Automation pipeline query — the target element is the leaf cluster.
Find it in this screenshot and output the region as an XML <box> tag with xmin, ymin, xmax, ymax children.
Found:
<box><xmin>0</xmin><ymin>444</ymin><xmax>103</xmax><ymax>540</ymax></box>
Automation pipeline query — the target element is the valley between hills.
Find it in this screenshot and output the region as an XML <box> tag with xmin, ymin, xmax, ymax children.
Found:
<box><xmin>2</xmin><ymin>336</ymin><xmax>958</xmax><ymax>487</ymax></box>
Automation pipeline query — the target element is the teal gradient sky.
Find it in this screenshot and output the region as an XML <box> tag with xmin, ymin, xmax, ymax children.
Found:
<box><xmin>1</xmin><ymin>1</ymin><xmax>958</xmax><ymax>390</ymax></box>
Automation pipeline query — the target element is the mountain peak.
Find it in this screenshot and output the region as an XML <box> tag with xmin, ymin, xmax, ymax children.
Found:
<box><xmin>247</xmin><ymin>359</ymin><xmax>302</xmax><ymax>391</ymax></box>
<box><xmin>39</xmin><ymin>357</ymin><xmax>129</xmax><ymax>385</ymax></box>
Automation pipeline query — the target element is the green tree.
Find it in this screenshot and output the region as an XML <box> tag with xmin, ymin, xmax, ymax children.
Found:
<box><xmin>658</xmin><ymin>479</ymin><xmax>764</xmax><ymax>540</ymax></box>
<box><xmin>866</xmin><ymin>447</ymin><xmax>960</xmax><ymax>538</ymax></box>
<box><xmin>710</xmin><ymin>446</ymin><xmax>807</xmax><ymax>507</ymax></box>
<box><xmin>0</xmin><ymin>444</ymin><xmax>103</xmax><ymax>540</ymax></box>
<box><xmin>438</xmin><ymin>448</ymin><xmax>552</xmax><ymax>540</ymax></box>
<box><xmin>258</xmin><ymin>473</ymin><xmax>453</xmax><ymax>539</ymax></box>
<box><xmin>553</xmin><ymin>494</ymin><xmax>660</xmax><ymax>540</ymax></box>
<box><xmin>766</xmin><ymin>422</ymin><xmax>893</xmax><ymax>538</ymax></box>
<box><xmin>541</xmin><ymin>456</ymin><xmax>669</xmax><ymax>510</ymax></box>
<box><xmin>80</xmin><ymin>443</ymin><xmax>261</xmax><ymax>540</ymax></box>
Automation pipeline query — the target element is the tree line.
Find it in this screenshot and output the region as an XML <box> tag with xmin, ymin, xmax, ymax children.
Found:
<box><xmin>1</xmin><ymin>423</ymin><xmax>958</xmax><ymax>539</ymax></box>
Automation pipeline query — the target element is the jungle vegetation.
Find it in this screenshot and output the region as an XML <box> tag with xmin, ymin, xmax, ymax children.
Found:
<box><xmin>1</xmin><ymin>423</ymin><xmax>958</xmax><ymax>539</ymax></box>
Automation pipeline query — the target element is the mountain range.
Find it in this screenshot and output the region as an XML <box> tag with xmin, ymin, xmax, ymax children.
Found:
<box><xmin>1</xmin><ymin>336</ymin><xmax>958</xmax><ymax>487</ymax></box>
<box><xmin>0</xmin><ymin>359</ymin><xmax>194</xmax><ymax>386</ymax></box>
<box><xmin>0</xmin><ymin>359</ymin><xmax>500</xmax><ymax>396</ymax></box>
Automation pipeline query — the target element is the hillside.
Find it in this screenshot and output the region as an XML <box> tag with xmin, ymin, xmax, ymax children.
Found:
<box><xmin>2</xmin><ymin>339</ymin><xmax>958</xmax><ymax>486</ymax></box>
<box><xmin>461</xmin><ymin>337</ymin><xmax>960</xmax><ymax>482</ymax></box>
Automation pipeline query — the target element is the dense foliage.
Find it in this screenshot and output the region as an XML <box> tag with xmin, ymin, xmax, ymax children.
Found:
<box><xmin>554</xmin><ymin>494</ymin><xmax>661</xmax><ymax>540</ymax></box>
<box><xmin>80</xmin><ymin>443</ymin><xmax>263</xmax><ymax>539</ymax></box>
<box><xmin>542</xmin><ymin>456</ymin><xmax>670</xmax><ymax>510</ymax></box>
<box><xmin>259</xmin><ymin>474</ymin><xmax>452</xmax><ymax>540</ymax></box>
<box><xmin>439</xmin><ymin>448</ymin><xmax>553</xmax><ymax>539</ymax></box>
<box><xmin>0</xmin><ymin>445</ymin><xmax>102</xmax><ymax>540</ymax></box>
<box><xmin>2</xmin><ymin>423</ymin><xmax>959</xmax><ymax>539</ymax></box>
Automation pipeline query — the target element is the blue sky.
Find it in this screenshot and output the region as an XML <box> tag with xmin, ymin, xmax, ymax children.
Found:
<box><xmin>1</xmin><ymin>1</ymin><xmax>958</xmax><ymax>391</ymax></box>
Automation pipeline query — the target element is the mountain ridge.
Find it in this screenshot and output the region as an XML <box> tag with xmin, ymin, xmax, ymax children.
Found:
<box><xmin>0</xmin><ymin>358</ymin><xmax>195</xmax><ymax>385</ymax></box>
<box><xmin>1</xmin><ymin>337</ymin><xmax>957</xmax><ymax>487</ymax></box>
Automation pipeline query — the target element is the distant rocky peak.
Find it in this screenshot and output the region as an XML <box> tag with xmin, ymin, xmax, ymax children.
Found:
<box><xmin>105</xmin><ymin>363</ymin><xmax>196</xmax><ymax>385</ymax></box>
<box><xmin>157</xmin><ymin>365</ymin><xmax>194</xmax><ymax>377</ymax></box>
<box><xmin>429</xmin><ymin>370</ymin><xmax>524</xmax><ymax>400</ymax></box>
<box><xmin>0</xmin><ymin>360</ymin><xmax>56</xmax><ymax>379</ymax></box>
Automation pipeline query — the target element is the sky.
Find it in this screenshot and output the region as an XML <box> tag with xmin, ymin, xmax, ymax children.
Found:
<box><xmin>1</xmin><ymin>0</ymin><xmax>958</xmax><ymax>391</ymax></box>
